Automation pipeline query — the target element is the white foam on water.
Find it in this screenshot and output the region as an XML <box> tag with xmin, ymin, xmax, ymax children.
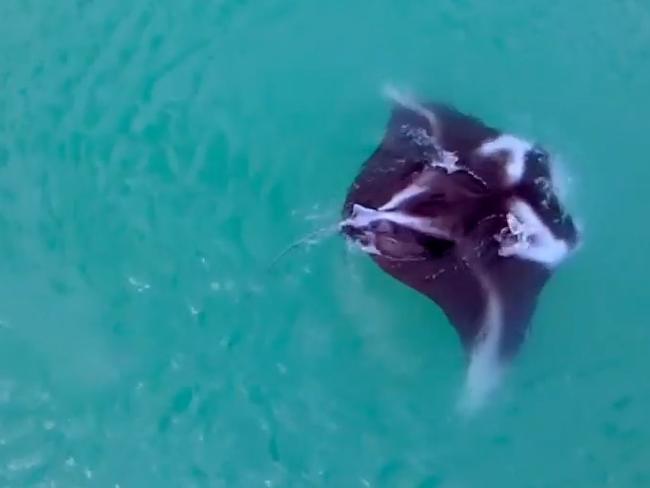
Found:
<box><xmin>549</xmin><ymin>152</ymin><xmax>585</xmax><ymax>244</ymax></box>
<box><xmin>269</xmin><ymin>220</ymin><xmax>340</xmax><ymax>268</ymax></box>
<box><xmin>381</xmin><ymin>83</ymin><xmax>441</xmax><ymax>136</ymax></box>
<box><xmin>127</xmin><ymin>276</ymin><xmax>151</xmax><ymax>292</ymax></box>
<box><xmin>548</xmin><ymin>152</ymin><xmax>573</xmax><ymax>203</ymax></box>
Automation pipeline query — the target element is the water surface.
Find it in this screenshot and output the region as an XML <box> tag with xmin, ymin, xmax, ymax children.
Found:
<box><xmin>1</xmin><ymin>0</ymin><xmax>649</xmax><ymax>486</ymax></box>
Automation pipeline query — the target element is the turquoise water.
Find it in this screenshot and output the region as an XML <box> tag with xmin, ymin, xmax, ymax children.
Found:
<box><xmin>1</xmin><ymin>0</ymin><xmax>649</xmax><ymax>486</ymax></box>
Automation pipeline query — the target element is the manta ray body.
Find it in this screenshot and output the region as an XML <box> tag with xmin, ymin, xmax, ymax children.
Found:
<box><xmin>340</xmin><ymin>96</ymin><xmax>579</xmax><ymax>374</ymax></box>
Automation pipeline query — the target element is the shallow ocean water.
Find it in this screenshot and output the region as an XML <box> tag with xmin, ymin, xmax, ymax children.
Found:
<box><xmin>1</xmin><ymin>0</ymin><xmax>649</xmax><ymax>486</ymax></box>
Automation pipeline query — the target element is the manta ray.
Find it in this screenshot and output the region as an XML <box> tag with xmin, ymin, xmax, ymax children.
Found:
<box><xmin>340</xmin><ymin>94</ymin><xmax>579</xmax><ymax>397</ymax></box>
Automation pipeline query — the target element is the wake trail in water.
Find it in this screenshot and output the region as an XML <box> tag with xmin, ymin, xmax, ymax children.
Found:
<box><xmin>456</xmin><ymin>271</ymin><xmax>505</xmax><ymax>416</ymax></box>
<box><xmin>457</xmin><ymin>340</ymin><xmax>505</xmax><ymax>416</ymax></box>
<box><xmin>268</xmin><ymin>222</ymin><xmax>340</xmax><ymax>270</ymax></box>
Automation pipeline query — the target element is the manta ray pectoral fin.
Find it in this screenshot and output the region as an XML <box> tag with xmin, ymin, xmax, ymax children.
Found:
<box><xmin>486</xmin><ymin>257</ymin><xmax>550</xmax><ymax>359</ymax></box>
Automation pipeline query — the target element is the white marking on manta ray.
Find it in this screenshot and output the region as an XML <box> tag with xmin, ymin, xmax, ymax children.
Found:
<box><xmin>478</xmin><ymin>134</ymin><xmax>532</xmax><ymax>184</ymax></box>
<box><xmin>342</xmin><ymin>203</ymin><xmax>450</xmax><ymax>239</ymax></box>
<box><xmin>377</xmin><ymin>161</ymin><xmax>463</xmax><ymax>212</ymax></box>
<box><xmin>497</xmin><ymin>199</ymin><xmax>569</xmax><ymax>267</ymax></box>
<box><xmin>378</xmin><ymin>182</ymin><xmax>429</xmax><ymax>211</ymax></box>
